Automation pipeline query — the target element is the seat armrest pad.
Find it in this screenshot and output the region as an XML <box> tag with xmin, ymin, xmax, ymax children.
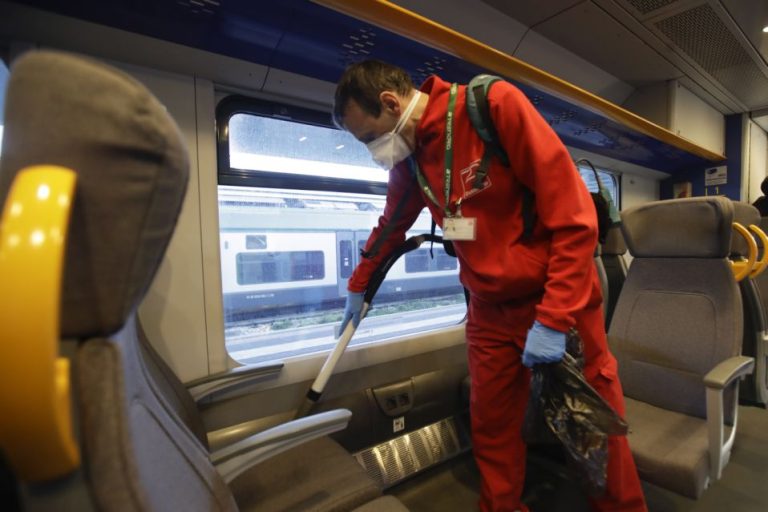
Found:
<box><xmin>704</xmin><ymin>356</ymin><xmax>754</xmax><ymax>390</ymax></box>
<box><xmin>186</xmin><ymin>362</ymin><xmax>284</xmax><ymax>402</ymax></box>
<box><xmin>211</xmin><ymin>408</ymin><xmax>352</xmax><ymax>484</ymax></box>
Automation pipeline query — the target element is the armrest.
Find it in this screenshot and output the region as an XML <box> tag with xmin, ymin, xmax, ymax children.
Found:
<box><xmin>185</xmin><ymin>362</ymin><xmax>284</xmax><ymax>402</ymax></box>
<box><xmin>211</xmin><ymin>408</ymin><xmax>352</xmax><ymax>484</ymax></box>
<box><xmin>703</xmin><ymin>356</ymin><xmax>754</xmax><ymax>390</ymax></box>
<box><xmin>704</xmin><ymin>356</ymin><xmax>754</xmax><ymax>481</ymax></box>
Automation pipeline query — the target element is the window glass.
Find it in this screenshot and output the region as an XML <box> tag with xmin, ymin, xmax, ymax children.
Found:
<box><xmin>236</xmin><ymin>251</ymin><xmax>325</xmax><ymax>285</ymax></box>
<box><xmin>577</xmin><ymin>163</ymin><xmax>620</xmax><ymax>208</ymax></box>
<box><xmin>219</xmin><ymin>187</ymin><xmax>465</xmax><ymax>364</ymax></box>
<box><xmin>405</xmin><ymin>249</ymin><xmax>431</xmax><ymax>273</ymax></box>
<box><xmin>0</xmin><ymin>59</ymin><xmax>8</xmax><ymax>158</ymax></box>
<box><xmin>219</xmin><ymin>103</ymin><xmax>466</xmax><ymax>365</ymax></box>
<box><xmin>228</xmin><ymin>113</ymin><xmax>386</xmax><ymax>183</ymax></box>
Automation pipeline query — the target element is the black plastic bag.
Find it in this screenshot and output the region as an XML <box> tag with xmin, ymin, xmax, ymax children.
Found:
<box><xmin>522</xmin><ymin>329</ymin><xmax>628</xmax><ymax>496</ymax></box>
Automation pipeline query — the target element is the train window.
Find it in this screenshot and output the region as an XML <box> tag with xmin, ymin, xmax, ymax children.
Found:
<box><xmin>245</xmin><ymin>235</ymin><xmax>267</xmax><ymax>250</ymax></box>
<box><xmin>576</xmin><ymin>163</ymin><xmax>620</xmax><ymax>208</ymax></box>
<box><xmin>0</xmin><ymin>59</ymin><xmax>7</xmax><ymax>158</ymax></box>
<box><xmin>436</xmin><ymin>251</ymin><xmax>458</xmax><ymax>271</ymax></box>
<box><xmin>236</xmin><ymin>251</ymin><xmax>325</xmax><ymax>285</ymax></box>
<box><xmin>405</xmin><ymin>249</ymin><xmax>431</xmax><ymax>273</ymax></box>
<box><xmin>404</xmin><ymin>248</ymin><xmax>458</xmax><ymax>273</ymax></box>
<box><xmin>217</xmin><ymin>97</ymin><xmax>466</xmax><ymax>364</ymax></box>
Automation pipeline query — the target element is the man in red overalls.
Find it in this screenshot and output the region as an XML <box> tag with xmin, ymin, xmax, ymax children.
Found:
<box><xmin>334</xmin><ymin>60</ymin><xmax>647</xmax><ymax>512</ymax></box>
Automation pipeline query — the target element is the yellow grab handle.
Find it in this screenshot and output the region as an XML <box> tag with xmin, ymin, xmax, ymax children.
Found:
<box><xmin>748</xmin><ymin>224</ymin><xmax>768</xmax><ymax>278</ymax></box>
<box><xmin>730</xmin><ymin>222</ymin><xmax>757</xmax><ymax>282</ymax></box>
<box><xmin>0</xmin><ymin>166</ymin><xmax>79</xmax><ymax>481</ymax></box>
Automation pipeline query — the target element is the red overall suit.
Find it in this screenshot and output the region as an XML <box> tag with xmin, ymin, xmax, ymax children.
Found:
<box><xmin>349</xmin><ymin>76</ymin><xmax>647</xmax><ymax>512</ymax></box>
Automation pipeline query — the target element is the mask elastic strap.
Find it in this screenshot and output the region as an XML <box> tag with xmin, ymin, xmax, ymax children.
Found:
<box><xmin>393</xmin><ymin>91</ymin><xmax>421</xmax><ymax>134</ymax></box>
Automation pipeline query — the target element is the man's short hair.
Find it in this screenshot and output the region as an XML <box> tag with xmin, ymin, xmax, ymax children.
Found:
<box><xmin>333</xmin><ymin>60</ymin><xmax>414</xmax><ymax>129</ymax></box>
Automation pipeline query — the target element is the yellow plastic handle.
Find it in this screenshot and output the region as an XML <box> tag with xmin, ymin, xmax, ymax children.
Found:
<box><xmin>0</xmin><ymin>166</ymin><xmax>79</xmax><ymax>482</ymax></box>
<box><xmin>730</xmin><ymin>222</ymin><xmax>757</xmax><ymax>282</ymax></box>
<box><xmin>748</xmin><ymin>224</ymin><xmax>768</xmax><ymax>278</ymax></box>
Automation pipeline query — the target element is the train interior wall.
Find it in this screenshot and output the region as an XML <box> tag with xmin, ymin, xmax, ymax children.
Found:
<box><xmin>0</xmin><ymin>0</ymin><xmax>734</xmax><ymax>430</ymax></box>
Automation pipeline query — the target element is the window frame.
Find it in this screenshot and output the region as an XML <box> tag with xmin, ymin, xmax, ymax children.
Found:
<box><xmin>216</xmin><ymin>95</ymin><xmax>387</xmax><ymax>195</ymax></box>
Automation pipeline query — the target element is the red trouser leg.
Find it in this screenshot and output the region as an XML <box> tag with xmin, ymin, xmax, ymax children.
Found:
<box><xmin>466</xmin><ymin>296</ymin><xmax>536</xmax><ymax>512</ymax></box>
<box><xmin>467</xmin><ymin>276</ymin><xmax>647</xmax><ymax>512</ymax></box>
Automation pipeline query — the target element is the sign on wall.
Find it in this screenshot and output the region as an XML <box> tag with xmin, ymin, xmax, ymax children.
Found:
<box><xmin>705</xmin><ymin>165</ymin><xmax>727</xmax><ymax>186</ymax></box>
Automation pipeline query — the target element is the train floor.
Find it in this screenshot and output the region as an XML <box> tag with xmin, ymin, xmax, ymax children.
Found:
<box><xmin>390</xmin><ymin>404</ymin><xmax>768</xmax><ymax>512</ymax></box>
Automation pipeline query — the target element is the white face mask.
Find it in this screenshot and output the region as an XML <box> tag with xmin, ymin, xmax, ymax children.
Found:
<box><xmin>366</xmin><ymin>91</ymin><xmax>421</xmax><ymax>170</ymax></box>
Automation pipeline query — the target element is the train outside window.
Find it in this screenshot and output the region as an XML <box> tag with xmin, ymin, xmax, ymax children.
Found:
<box><xmin>217</xmin><ymin>99</ymin><xmax>466</xmax><ymax>364</ymax></box>
<box><xmin>577</xmin><ymin>163</ymin><xmax>620</xmax><ymax>206</ymax></box>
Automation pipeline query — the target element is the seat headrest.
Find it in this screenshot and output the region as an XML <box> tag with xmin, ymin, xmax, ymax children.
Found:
<box><xmin>601</xmin><ymin>225</ymin><xmax>627</xmax><ymax>255</ymax></box>
<box><xmin>730</xmin><ymin>201</ymin><xmax>760</xmax><ymax>257</ymax></box>
<box><xmin>620</xmin><ymin>197</ymin><xmax>733</xmax><ymax>258</ymax></box>
<box><xmin>0</xmin><ymin>51</ymin><xmax>189</xmax><ymax>338</ymax></box>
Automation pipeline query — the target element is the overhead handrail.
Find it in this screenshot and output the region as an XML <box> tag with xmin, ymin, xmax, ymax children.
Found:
<box><xmin>313</xmin><ymin>0</ymin><xmax>725</xmax><ymax>162</ymax></box>
<box><xmin>730</xmin><ymin>222</ymin><xmax>757</xmax><ymax>282</ymax></box>
<box><xmin>0</xmin><ymin>166</ymin><xmax>80</xmax><ymax>482</ymax></box>
<box><xmin>748</xmin><ymin>224</ymin><xmax>768</xmax><ymax>278</ymax></box>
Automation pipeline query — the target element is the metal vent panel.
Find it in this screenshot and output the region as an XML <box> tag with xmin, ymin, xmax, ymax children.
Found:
<box><xmin>653</xmin><ymin>3</ymin><xmax>768</xmax><ymax>109</ymax></box>
<box><xmin>625</xmin><ymin>0</ymin><xmax>680</xmax><ymax>15</ymax></box>
<box><xmin>354</xmin><ymin>417</ymin><xmax>470</xmax><ymax>488</ymax></box>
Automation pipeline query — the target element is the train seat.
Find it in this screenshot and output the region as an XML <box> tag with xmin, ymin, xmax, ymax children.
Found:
<box><xmin>609</xmin><ymin>197</ymin><xmax>754</xmax><ymax>499</ymax></box>
<box><xmin>730</xmin><ymin>202</ymin><xmax>768</xmax><ymax>406</ymax></box>
<box><xmin>600</xmin><ymin>225</ymin><xmax>628</xmax><ymax>329</ymax></box>
<box><xmin>594</xmin><ymin>246</ymin><xmax>610</xmax><ymax>322</ymax></box>
<box><xmin>748</xmin><ymin>216</ymin><xmax>768</xmax><ymax>406</ymax></box>
<box><xmin>0</xmin><ymin>50</ymin><xmax>405</xmax><ymax>512</ymax></box>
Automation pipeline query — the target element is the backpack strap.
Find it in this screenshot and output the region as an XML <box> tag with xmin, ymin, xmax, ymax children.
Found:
<box><xmin>466</xmin><ymin>75</ymin><xmax>536</xmax><ymax>238</ymax></box>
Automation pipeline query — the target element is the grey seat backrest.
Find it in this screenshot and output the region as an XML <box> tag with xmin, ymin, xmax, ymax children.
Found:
<box><xmin>0</xmin><ymin>50</ymin><xmax>403</xmax><ymax>512</ymax></box>
<box><xmin>742</xmin><ymin>214</ymin><xmax>768</xmax><ymax>405</ymax></box>
<box><xmin>754</xmin><ymin>217</ymin><xmax>768</xmax><ymax>318</ymax></box>
<box><xmin>610</xmin><ymin>197</ymin><xmax>741</xmax><ymax>418</ymax></box>
<box><xmin>594</xmin><ymin>248</ymin><xmax>609</xmax><ymax>320</ymax></box>
<box><xmin>600</xmin><ymin>225</ymin><xmax>628</xmax><ymax>328</ymax></box>
<box><xmin>0</xmin><ymin>50</ymin><xmax>237</xmax><ymax>511</ymax></box>
<box><xmin>730</xmin><ymin>202</ymin><xmax>766</xmax><ymax>405</ymax></box>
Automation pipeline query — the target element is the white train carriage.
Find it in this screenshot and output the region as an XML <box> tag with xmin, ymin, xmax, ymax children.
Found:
<box><xmin>218</xmin><ymin>188</ymin><xmax>463</xmax><ymax>319</ymax></box>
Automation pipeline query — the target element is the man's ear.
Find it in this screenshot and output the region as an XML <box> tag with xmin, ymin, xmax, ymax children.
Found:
<box><xmin>379</xmin><ymin>91</ymin><xmax>400</xmax><ymax>115</ymax></box>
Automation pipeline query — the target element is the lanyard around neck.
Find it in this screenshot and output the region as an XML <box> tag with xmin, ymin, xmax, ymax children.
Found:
<box><xmin>415</xmin><ymin>82</ymin><xmax>458</xmax><ymax>217</ymax></box>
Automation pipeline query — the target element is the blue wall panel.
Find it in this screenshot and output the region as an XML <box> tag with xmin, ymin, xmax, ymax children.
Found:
<box><xmin>10</xmin><ymin>0</ymin><xmax>720</xmax><ymax>174</ymax></box>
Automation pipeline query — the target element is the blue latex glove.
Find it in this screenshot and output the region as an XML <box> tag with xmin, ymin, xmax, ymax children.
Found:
<box><xmin>339</xmin><ymin>291</ymin><xmax>365</xmax><ymax>336</ymax></box>
<box><xmin>522</xmin><ymin>320</ymin><xmax>566</xmax><ymax>368</ymax></box>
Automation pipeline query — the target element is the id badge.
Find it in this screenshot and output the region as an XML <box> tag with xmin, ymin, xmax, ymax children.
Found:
<box><xmin>443</xmin><ymin>216</ymin><xmax>476</xmax><ymax>241</ymax></box>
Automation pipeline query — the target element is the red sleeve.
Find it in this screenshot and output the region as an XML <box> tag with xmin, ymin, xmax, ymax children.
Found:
<box><xmin>348</xmin><ymin>162</ymin><xmax>426</xmax><ymax>292</ymax></box>
<box><xmin>489</xmin><ymin>81</ymin><xmax>598</xmax><ymax>332</ymax></box>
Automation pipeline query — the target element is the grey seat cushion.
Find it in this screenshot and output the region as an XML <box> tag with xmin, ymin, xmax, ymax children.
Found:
<box><xmin>232</xmin><ymin>437</ymin><xmax>381</xmax><ymax>512</ymax></box>
<box><xmin>625</xmin><ymin>397</ymin><xmax>711</xmax><ymax>499</ymax></box>
<box><xmin>352</xmin><ymin>496</ymin><xmax>409</xmax><ymax>512</ymax></box>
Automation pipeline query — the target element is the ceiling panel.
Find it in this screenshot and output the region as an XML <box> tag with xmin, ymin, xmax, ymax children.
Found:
<box><xmin>650</xmin><ymin>2</ymin><xmax>768</xmax><ymax>110</ymax></box>
<box><xmin>720</xmin><ymin>0</ymin><xmax>768</xmax><ymax>65</ymax></box>
<box><xmin>481</xmin><ymin>0</ymin><xmax>584</xmax><ymax>27</ymax></box>
<box><xmin>623</xmin><ymin>0</ymin><xmax>680</xmax><ymax>15</ymax></box>
<box><xmin>534</xmin><ymin>1</ymin><xmax>683</xmax><ymax>86</ymax></box>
